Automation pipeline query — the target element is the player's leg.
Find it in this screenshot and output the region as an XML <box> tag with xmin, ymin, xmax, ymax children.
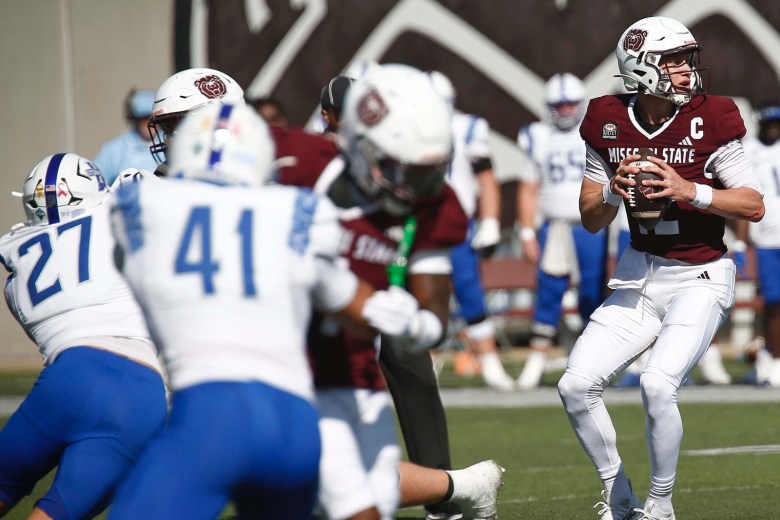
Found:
<box><xmin>234</xmin><ymin>384</ymin><xmax>321</xmax><ymax>520</ymax></box>
<box><xmin>316</xmin><ymin>389</ymin><xmax>392</xmax><ymax>520</ymax></box>
<box><xmin>757</xmin><ymin>247</ymin><xmax>780</xmax><ymax>386</ymax></box>
<box><xmin>378</xmin><ymin>343</ymin><xmax>450</xmax><ymax>472</ymax></box>
<box><xmin>108</xmin><ymin>383</ymin><xmax>256</xmax><ymax>520</ymax></box>
<box><xmin>573</xmin><ymin>225</ymin><xmax>608</xmax><ymax>322</ymax></box>
<box><xmin>450</xmin><ymin>232</ymin><xmax>513</xmax><ymax>391</ymax></box>
<box><xmin>640</xmin><ymin>284</ymin><xmax>730</xmax><ymax>518</ymax></box>
<box><xmin>558</xmin><ymin>288</ymin><xmax>660</xmax><ymax>516</ymax></box>
<box><xmin>34</xmin><ymin>350</ymin><xmax>166</xmax><ymax>520</ymax></box>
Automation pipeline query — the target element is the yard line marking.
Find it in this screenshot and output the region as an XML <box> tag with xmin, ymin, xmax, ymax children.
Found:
<box><xmin>683</xmin><ymin>444</ymin><xmax>780</xmax><ymax>456</ymax></box>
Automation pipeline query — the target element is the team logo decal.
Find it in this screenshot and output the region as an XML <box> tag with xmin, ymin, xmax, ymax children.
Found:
<box><xmin>638</xmin><ymin>185</ymin><xmax>655</xmax><ymax>197</ymax></box>
<box><xmin>602</xmin><ymin>121</ymin><xmax>618</xmax><ymax>140</ymax></box>
<box><xmin>357</xmin><ymin>89</ymin><xmax>388</xmax><ymax>127</ymax></box>
<box><xmin>195</xmin><ymin>75</ymin><xmax>227</xmax><ymax>99</ymax></box>
<box><xmin>623</xmin><ymin>29</ymin><xmax>647</xmax><ymax>52</ymax></box>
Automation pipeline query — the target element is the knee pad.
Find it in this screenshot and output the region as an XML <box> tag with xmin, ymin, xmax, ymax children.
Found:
<box><xmin>558</xmin><ymin>372</ymin><xmax>601</xmax><ymax>415</ymax></box>
<box><xmin>640</xmin><ymin>371</ymin><xmax>678</xmax><ymax>417</ymax></box>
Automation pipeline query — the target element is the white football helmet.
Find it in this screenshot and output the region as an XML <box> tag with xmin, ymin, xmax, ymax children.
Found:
<box><xmin>615</xmin><ymin>16</ymin><xmax>704</xmax><ymax>106</ymax></box>
<box><xmin>167</xmin><ymin>102</ymin><xmax>275</xmax><ymax>187</ymax></box>
<box><xmin>149</xmin><ymin>67</ymin><xmax>246</xmax><ymax>165</ymax></box>
<box><xmin>544</xmin><ymin>73</ymin><xmax>586</xmax><ymax>130</ymax></box>
<box><xmin>22</xmin><ymin>153</ymin><xmax>108</xmax><ymax>226</ymax></box>
<box><xmin>426</xmin><ymin>70</ymin><xmax>456</xmax><ymax>108</ymax></box>
<box><xmin>339</xmin><ymin>64</ymin><xmax>453</xmax><ymax>216</ymax></box>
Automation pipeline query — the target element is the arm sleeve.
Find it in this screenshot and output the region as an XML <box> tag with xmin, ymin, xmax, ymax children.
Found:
<box><xmin>583</xmin><ymin>143</ymin><xmax>611</xmax><ymax>185</ymax></box>
<box><xmin>308</xmin><ymin>195</ymin><xmax>360</xmax><ymax>312</ymax></box>
<box><xmin>706</xmin><ymin>139</ymin><xmax>764</xmax><ymax>195</ymax></box>
<box><xmin>466</xmin><ymin>117</ymin><xmax>491</xmax><ymax>162</ymax></box>
<box><xmin>408</xmin><ymin>249</ymin><xmax>452</xmax><ymax>275</ymax></box>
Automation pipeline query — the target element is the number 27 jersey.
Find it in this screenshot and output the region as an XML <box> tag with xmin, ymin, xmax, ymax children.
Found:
<box><xmin>0</xmin><ymin>201</ymin><xmax>156</xmax><ymax>366</ymax></box>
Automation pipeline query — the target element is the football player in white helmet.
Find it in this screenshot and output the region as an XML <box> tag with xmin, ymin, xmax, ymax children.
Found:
<box><xmin>425</xmin><ymin>70</ymin><xmax>515</xmax><ymax>392</ymax></box>
<box><xmin>106</xmin><ymin>102</ymin><xmax>433</xmax><ymax>520</ymax></box>
<box><xmin>516</xmin><ymin>72</ymin><xmax>606</xmax><ymax>390</ymax></box>
<box><xmin>0</xmin><ymin>153</ymin><xmax>165</xmax><ymax>520</ymax></box>
<box><xmin>148</xmin><ymin>67</ymin><xmax>245</xmax><ymax>169</ymax></box>
<box><xmin>615</xmin><ymin>16</ymin><xmax>706</xmax><ymax>106</ymax></box>
<box><xmin>562</xmin><ymin>16</ymin><xmax>764</xmax><ymax>520</ymax></box>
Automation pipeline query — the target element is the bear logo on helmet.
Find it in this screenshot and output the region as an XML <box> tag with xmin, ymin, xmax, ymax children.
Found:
<box><xmin>623</xmin><ymin>29</ymin><xmax>647</xmax><ymax>52</ymax></box>
<box><xmin>195</xmin><ymin>75</ymin><xmax>228</xmax><ymax>99</ymax></box>
<box><xmin>357</xmin><ymin>89</ymin><xmax>388</xmax><ymax>127</ymax></box>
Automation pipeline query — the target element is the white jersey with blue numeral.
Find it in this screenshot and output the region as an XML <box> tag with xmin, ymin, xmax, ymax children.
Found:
<box><xmin>517</xmin><ymin>122</ymin><xmax>586</xmax><ymax>222</ymax></box>
<box><xmin>111</xmin><ymin>179</ymin><xmax>358</xmax><ymax>400</ymax></box>
<box><xmin>448</xmin><ymin>113</ymin><xmax>491</xmax><ymax>218</ymax></box>
<box><xmin>0</xmin><ymin>201</ymin><xmax>159</xmax><ymax>369</ymax></box>
<box><xmin>743</xmin><ymin>136</ymin><xmax>780</xmax><ymax>248</ymax></box>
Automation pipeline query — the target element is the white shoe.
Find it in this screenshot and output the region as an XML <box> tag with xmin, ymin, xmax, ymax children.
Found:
<box><xmin>480</xmin><ymin>353</ymin><xmax>515</xmax><ymax>391</ymax></box>
<box><xmin>698</xmin><ymin>345</ymin><xmax>731</xmax><ymax>385</ymax></box>
<box><xmin>517</xmin><ymin>351</ymin><xmax>546</xmax><ymax>389</ymax></box>
<box><xmin>755</xmin><ymin>348</ymin><xmax>774</xmax><ymax>385</ymax></box>
<box><xmin>448</xmin><ymin>460</ymin><xmax>505</xmax><ymax>519</ymax></box>
<box><xmin>768</xmin><ymin>358</ymin><xmax>780</xmax><ymax>387</ymax></box>
<box><xmin>633</xmin><ymin>499</ymin><xmax>675</xmax><ymax>520</ymax></box>
<box><xmin>593</xmin><ymin>482</ymin><xmax>643</xmax><ymax>520</ymax></box>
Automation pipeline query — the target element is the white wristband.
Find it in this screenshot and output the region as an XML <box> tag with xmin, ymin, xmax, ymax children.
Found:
<box><xmin>602</xmin><ymin>181</ymin><xmax>622</xmax><ymax>206</ymax></box>
<box><xmin>691</xmin><ymin>183</ymin><xmax>713</xmax><ymax>209</ymax></box>
<box><xmin>731</xmin><ymin>239</ymin><xmax>747</xmax><ymax>253</ymax></box>
<box><xmin>519</xmin><ymin>227</ymin><xmax>536</xmax><ymax>241</ymax></box>
<box><xmin>406</xmin><ymin>309</ymin><xmax>444</xmax><ymax>351</ymax></box>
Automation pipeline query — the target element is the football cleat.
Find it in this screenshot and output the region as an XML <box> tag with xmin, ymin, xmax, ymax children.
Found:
<box><xmin>448</xmin><ymin>460</ymin><xmax>505</xmax><ymax>519</ymax></box>
<box><xmin>425</xmin><ymin>500</ymin><xmax>463</xmax><ymax>520</ymax></box>
<box><xmin>632</xmin><ymin>500</ymin><xmax>676</xmax><ymax>520</ymax></box>
<box><xmin>593</xmin><ymin>481</ymin><xmax>643</xmax><ymax>520</ymax></box>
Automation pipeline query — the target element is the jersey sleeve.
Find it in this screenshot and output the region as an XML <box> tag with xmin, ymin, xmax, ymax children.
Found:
<box><xmin>309</xmin><ymin>194</ymin><xmax>359</xmax><ymax>312</ymax></box>
<box><xmin>712</xmin><ymin>97</ymin><xmax>747</xmax><ymax>144</ymax></box>
<box><xmin>516</xmin><ymin>124</ymin><xmax>541</xmax><ymax>182</ymax></box>
<box><xmin>273</xmin><ymin>127</ymin><xmax>340</xmax><ymax>188</ymax></box>
<box><xmin>466</xmin><ymin>117</ymin><xmax>491</xmax><ymax>161</ymax></box>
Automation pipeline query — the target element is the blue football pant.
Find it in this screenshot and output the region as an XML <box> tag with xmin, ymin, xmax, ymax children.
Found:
<box><xmin>108</xmin><ymin>381</ymin><xmax>321</xmax><ymax>520</ymax></box>
<box><xmin>533</xmin><ymin>222</ymin><xmax>608</xmax><ymax>327</ymax></box>
<box><xmin>0</xmin><ymin>347</ymin><xmax>166</xmax><ymax>520</ymax></box>
<box><xmin>450</xmin><ymin>220</ymin><xmax>488</xmax><ymax>324</ymax></box>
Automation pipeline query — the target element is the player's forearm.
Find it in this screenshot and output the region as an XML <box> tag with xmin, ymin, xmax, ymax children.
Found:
<box><xmin>690</xmin><ymin>186</ymin><xmax>765</xmax><ymax>223</ymax></box>
<box><xmin>579</xmin><ymin>183</ymin><xmax>620</xmax><ymax>233</ymax></box>
<box><xmin>517</xmin><ymin>182</ymin><xmax>538</xmax><ymax>228</ymax></box>
<box><xmin>477</xmin><ymin>169</ymin><xmax>501</xmax><ymax>221</ymax></box>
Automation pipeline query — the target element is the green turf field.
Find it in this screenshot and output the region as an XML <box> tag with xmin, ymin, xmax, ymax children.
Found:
<box><xmin>2</xmin><ymin>397</ymin><xmax>778</xmax><ymax>519</ymax></box>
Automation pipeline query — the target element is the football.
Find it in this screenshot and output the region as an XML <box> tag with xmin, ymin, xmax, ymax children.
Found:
<box><xmin>625</xmin><ymin>148</ymin><xmax>670</xmax><ymax>230</ymax></box>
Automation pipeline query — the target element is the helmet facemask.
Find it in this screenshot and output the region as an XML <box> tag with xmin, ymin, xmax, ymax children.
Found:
<box><xmin>354</xmin><ymin>138</ymin><xmax>449</xmax><ymax>216</ymax></box>
<box><xmin>640</xmin><ymin>45</ymin><xmax>706</xmax><ymax>106</ymax></box>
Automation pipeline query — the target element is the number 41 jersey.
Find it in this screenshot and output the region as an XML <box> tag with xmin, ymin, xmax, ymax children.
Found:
<box><xmin>111</xmin><ymin>179</ymin><xmax>358</xmax><ymax>401</ymax></box>
<box><xmin>0</xmin><ymin>201</ymin><xmax>158</xmax><ymax>368</ymax></box>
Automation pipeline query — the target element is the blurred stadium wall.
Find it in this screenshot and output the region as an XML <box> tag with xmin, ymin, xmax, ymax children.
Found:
<box><xmin>2</xmin><ymin>0</ymin><xmax>780</xmax><ymax>369</ymax></box>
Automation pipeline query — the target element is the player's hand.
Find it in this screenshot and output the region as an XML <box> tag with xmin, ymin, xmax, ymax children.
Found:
<box><xmin>362</xmin><ymin>286</ymin><xmax>419</xmax><ymax>337</ymax></box>
<box><xmin>637</xmin><ymin>155</ymin><xmax>696</xmax><ymax>202</ymax></box>
<box><xmin>520</xmin><ymin>235</ymin><xmax>540</xmax><ymax>263</ymax></box>
<box><xmin>610</xmin><ymin>154</ymin><xmax>643</xmax><ymax>199</ymax></box>
<box><xmin>472</xmin><ymin>218</ymin><xmax>501</xmax><ymax>257</ymax></box>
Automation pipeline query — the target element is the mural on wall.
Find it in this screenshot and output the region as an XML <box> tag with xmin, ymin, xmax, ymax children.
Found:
<box><xmin>174</xmin><ymin>0</ymin><xmax>780</xmax><ymax>177</ymax></box>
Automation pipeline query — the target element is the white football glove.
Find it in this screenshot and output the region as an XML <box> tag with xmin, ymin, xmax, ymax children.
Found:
<box><xmin>362</xmin><ymin>287</ymin><xmax>443</xmax><ymax>351</ymax></box>
<box><xmin>471</xmin><ymin>218</ymin><xmax>501</xmax><ymax>251</ymax></box>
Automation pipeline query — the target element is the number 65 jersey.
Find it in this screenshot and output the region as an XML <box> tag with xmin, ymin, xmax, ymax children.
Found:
<box><xmin>0</xmin><ymin>201</ymin><xmax>159</xmax><ymax>369</ymax></box>
<box><xmin>110</xmin><ymin>179</ymin><xmax>358</xmax><ymax>401</ymax></box>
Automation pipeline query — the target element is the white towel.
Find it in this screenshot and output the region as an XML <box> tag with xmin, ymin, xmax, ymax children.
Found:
<box><xmin>540</xmin><ymin>220</ymin><xmax>579</xmax><ymax>283</ymax></box>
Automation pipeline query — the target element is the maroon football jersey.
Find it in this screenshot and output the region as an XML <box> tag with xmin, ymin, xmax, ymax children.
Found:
<box><xmin>580</xmin><ymin>94</ymin><xmax>746</xmax><ymax>263</ymax></box>
<box><xmin>273</xmin><ymin>127</ymin><xmax>468</xmax><ymax>389</ymax></box>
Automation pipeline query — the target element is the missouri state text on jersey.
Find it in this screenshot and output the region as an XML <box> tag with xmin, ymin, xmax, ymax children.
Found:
<box><xmin>581</xmin><ymin>94</ymin><xmax>746</xmax><ymax>263</ymax></box>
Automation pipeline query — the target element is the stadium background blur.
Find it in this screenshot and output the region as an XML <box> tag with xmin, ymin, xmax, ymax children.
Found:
<box><xmin>2</xmin><ymin>0</ymin><xmax>780</xmax><ymax>369</ymax></box>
